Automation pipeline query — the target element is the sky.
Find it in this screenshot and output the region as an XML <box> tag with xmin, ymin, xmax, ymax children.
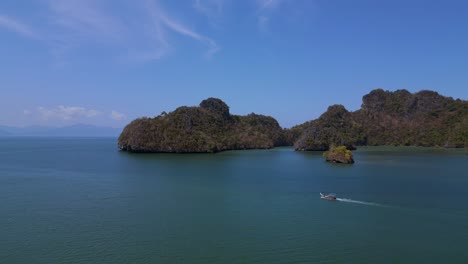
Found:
<box><xmin>1</xmin><ymin>0</ymin><xmax>467</xmax><ymax>128</ymax></box>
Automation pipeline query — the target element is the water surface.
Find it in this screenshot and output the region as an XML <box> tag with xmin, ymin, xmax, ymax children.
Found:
<box><xmin>1</xmin><ymin>138</ymin><xmax>467</xmax><ymax>263</ymax></box>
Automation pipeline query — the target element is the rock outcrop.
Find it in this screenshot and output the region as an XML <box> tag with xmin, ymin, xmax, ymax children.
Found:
<box><xmin>323</xmin><ymin>146</ymin><xmax>354</xmax><ymax>164</ymax></box>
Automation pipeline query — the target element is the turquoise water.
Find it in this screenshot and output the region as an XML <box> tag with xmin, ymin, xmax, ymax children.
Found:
<box><xmin>1</xmin><ymin>138</ymin><xmax>467</xmax><ymax>263</ymax></box>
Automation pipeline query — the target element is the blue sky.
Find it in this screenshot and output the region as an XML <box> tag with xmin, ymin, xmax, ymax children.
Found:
<box><xmin>1</xmin><ymin>0</ymin><xmax>467</xmax><ymax>128</ymax></box>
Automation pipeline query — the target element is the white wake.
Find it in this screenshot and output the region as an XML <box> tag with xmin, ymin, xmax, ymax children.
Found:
<box><xmin>336</xmin><ymin>198</ymin><xmax>383</xmax><ymax>207</ymax></box>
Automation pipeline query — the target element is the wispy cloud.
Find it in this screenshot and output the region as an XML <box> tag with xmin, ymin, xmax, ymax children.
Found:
<box><xmin>24</xmin><ymin>106</ymin><xmax>127</xmax><ymax>125</ymax></box>
<box><xmin>256</xmin><ymin>0</ymin><xmax>284</xmax><ymax>32</ymax></box>
<box><xmin>37</xmin><ymin>106</ymin><xmax>100</xmax><ymax>121</ymax></box>
<box><xmin>45</xmin><ymin>0</ymin><xmax>128</xmax><ymax>61</ymax></box>
<box><xmin>48</xmin><ymin>0</ymin><xmax>126</xmax><ymax>40</ymax></box>
<box><xmin>258</xmin><ymin>0</ymin><xmax>283</xmax><ymax>10</ymax></box>
<box><xmin>0</xmin><ymin>15</ymin><xmax>37</xmax><ymax>38</ymax></box>
<box><xmin>193</xmin><ymin>0</ymin><xmax>224</xmax><ymax>18</ymax></box>
<box><xmin>110</xmin><ymin>111</ymin><xmax>127</xmax><ymax>121</ymax></box>
<box><xmin>140</xmin><ymin>1</ymin><xmax>172</xmax><ymax>61</ymax></box>
<box><xmin>146</xmin><ymin>0</ymin><xmax>220</xmax><ymax>58</ymax></box>
<box><xmin>42</xmin><ymin>0</ymin><xmax>219</xmax><ymax>61</ymax></box>
<box><xmin>1</xmin><ymin>0</ymin><xmax>220</xmax><ymax>63</ymax></box>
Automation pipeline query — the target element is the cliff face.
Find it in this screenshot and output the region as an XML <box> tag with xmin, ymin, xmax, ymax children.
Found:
<box><xmin>118</xmin><ymin>98</ymin><xmax>286</xmax><ymax>153</ymax></box>
<box><xmin>294</xmin><ymin>89</ymin><xmax>468</xmax><ymax>150</ymax></box>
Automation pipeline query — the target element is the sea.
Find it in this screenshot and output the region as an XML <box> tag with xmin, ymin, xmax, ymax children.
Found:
<box><xmin>1</xmin><ymin>137</ymin><xmax>467</xmax><ymax>263</ymax></box>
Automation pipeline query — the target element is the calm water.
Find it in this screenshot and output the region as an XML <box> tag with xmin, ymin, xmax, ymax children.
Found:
<box><xmin>1</xmin><ymin>138</ymin><xmax>467</xmax><ymax>263</ymax></box>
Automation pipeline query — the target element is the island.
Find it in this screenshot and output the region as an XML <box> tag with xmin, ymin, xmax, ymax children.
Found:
<box><xmin>118</xmin><ymin>98</ymin><xmax>287</xmax><ymax>153</ymax></box>
<box><xmin>118</xmin><ymin>89</ymin><xmax>467</xmax><ymax>154</ymax></box>
<box><xmin>323</xmin><ymin>146</ymin><xmax>354</xmax><ymax>164</ymax></box>
<box><xmin>292</xmin><ymin>89</ymin><xmax>468</xmax><ymax>151</ymax></box>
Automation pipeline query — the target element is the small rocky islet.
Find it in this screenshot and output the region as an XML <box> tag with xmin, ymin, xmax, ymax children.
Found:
<box><xmin>118</xmin><ymin>89</ymin><xmax>468</xmax><ymax>155</ymax></box>
<box><xmin>323</xmin><ymin>146</ymin><xmax>355</xmax><ymax>164</ymax></box>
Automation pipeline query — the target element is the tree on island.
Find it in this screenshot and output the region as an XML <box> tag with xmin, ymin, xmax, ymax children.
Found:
<box><xmin>323</xmin><ymin>146</ymin><xmax>354</xmax><ymax>164</ymax></box>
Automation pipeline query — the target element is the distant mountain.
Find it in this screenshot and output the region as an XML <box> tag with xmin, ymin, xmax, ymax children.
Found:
<box><xmin>42</xmin><ymin>125</ymin><xmax>122</xmax><ymax>137</ymax></box>
<box><xmin>0</xmin><ymin>125</ymin><xmax>122</xmax><ymax>137</ymax></box>
<box><xmin>0</xmin><ymin>125</ymin><xmax>52</xmax><ymax>135</ymax></box>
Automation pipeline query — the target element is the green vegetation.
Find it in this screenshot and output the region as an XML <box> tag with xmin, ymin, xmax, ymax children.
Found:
<box><xmin>323</xmin><ymin>146</ymin><xmax>353</xmax><ymax>159</ymax></box>
<box><xmin>118</xmin><ymin>90</ymin><xmax>467</xmax><ymax>153</ymax></box>
<box><xmin>118</xmin><ymin>98</ymin><xmax>286</xmax><ymax>153</ymax></box>
<box><xmin>294</xmin><ymin>89</ymin><xmax>468</xmax><ymax>151</ymax></box>
<box><xmin>293</xmin><ymin>105</ymin><xmax>364</xmax><ymax>151</ymax></box>
<box><xmin>323</xmin><ymin>146</ymin><xmax>354</xmax><ymax>164</ymax></box>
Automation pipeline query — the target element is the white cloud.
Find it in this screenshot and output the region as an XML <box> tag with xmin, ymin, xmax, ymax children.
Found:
<box><xmin>256</xmin><ymin>0</ymin><xmax>284</xmax><ymax>32</ymax></box>
<box><xmin>193</xmin><ymin>0</ymin><xmax>224</xmax><ymax>18</ymax></box>
<box><xmin>258</xmin><ymin>0</ymin><xmax>283</xmax><ymax>10</ymax></box>
<box><xmin>142</xmin><ymin>1</ymin><xmax>173</xmax><ymax>60</ymax></box>
<box><xmin>0</xmin><ymin>15</ymin><xmax>37</xmax><ymax>38</ymax></box>
<box><xmin>37</xmin><ymin>106</ymin><xmax>100</xmax><ymax>121</ymax></box>
<box><xmin>46</xmin><ymin>0</ymin><xmax>128</xmax><ymax>61</ymax></box>
<box><xmin>22</xmin><ymin>106</ymin><xmax>127</xmax><ymax>125</ymax></box>
<box><xmin>1</xmin><ymin>0</ymin><xmax>220</xmax><ymax>63</ymax></box>
<box><xmin>146</xmin><ymin>0</ymin><xmax>220</xmax><ymax>58</ymax></box>
<box><xmin>43</xmin><ymin>0</ymin><xmax>219</xmax><ymax>61</ymax></box>
<box><xmin>48</xmin><ymin>0</ymin><xmax>125</xmax><ymax>40</ymax></box>
<box><xmin>110</xmin><ymin>111</ymin><xmax>127</xmax><ymax>121</ymax></box>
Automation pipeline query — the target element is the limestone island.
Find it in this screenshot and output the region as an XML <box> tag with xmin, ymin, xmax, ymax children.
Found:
<box><xmin>118</xmin><ymin>89</ymin><xmax>467</xmax><ymax>154</ymax></box>
<box><xmin>323</xmin><ymin>146</ymin><xmax>354</xmax><ymax>164</ymax></box>
<box><xmin>118</xmin><ymin>98</ymin><xmax>287</xmax><ymax>153</ymax></box>
<box><xmin>291</xmin><ymin>89</ymin><xmax>468</xmax><ymax>151</ymax></box>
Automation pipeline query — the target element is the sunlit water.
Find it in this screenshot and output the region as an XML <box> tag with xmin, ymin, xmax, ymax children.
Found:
<box><xmin>1</xmin><ymin>138</ymin><xmax>467</xmax><ymax>263</ymax></box>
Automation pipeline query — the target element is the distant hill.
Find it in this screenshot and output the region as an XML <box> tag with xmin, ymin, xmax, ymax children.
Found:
<box><xmin>118</xmin><ymin>98</ymin><xmax>287</xmax><ymax>153</ymax></box>
<box><xmin>293</xmin><ymin>89</ymin><xmax>468</xmax><ymax>150</ymax></box>
<box><xmin>0</xmin><ymin>125</ymin><xmax>122</xmax><ymax>137</ymax></box>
